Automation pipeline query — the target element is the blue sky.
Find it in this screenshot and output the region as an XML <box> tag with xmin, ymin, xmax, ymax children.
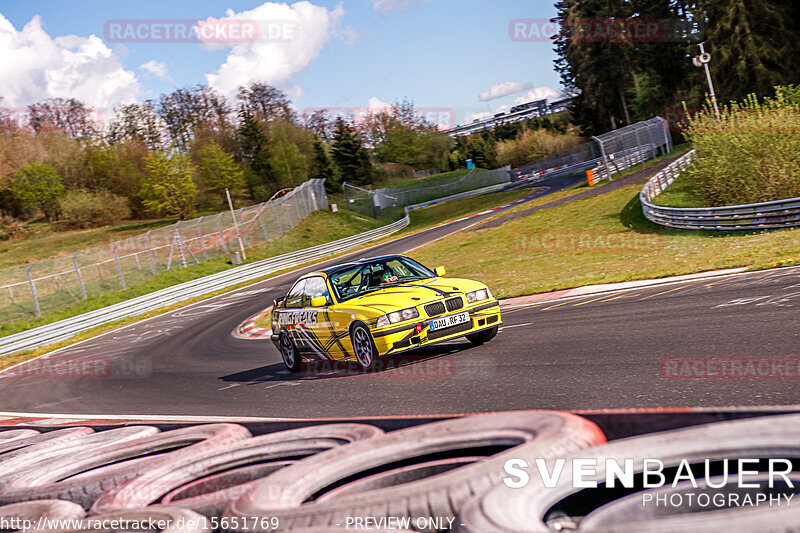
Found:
<box><xmin>0</xmin><ymin>0</ymin><xmax>562</xmax><ymax>126</ymax></box>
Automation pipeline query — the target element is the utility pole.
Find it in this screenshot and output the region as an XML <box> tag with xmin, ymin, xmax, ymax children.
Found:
<box><xmin>693</xmin><ymin>42</ymin><xmax>720</xmax><ymax>119</ymax></box>
<box><xmin>226</xmin><ymin>188</ymin><xmax>247</xmax><ymax>261</ymax></box>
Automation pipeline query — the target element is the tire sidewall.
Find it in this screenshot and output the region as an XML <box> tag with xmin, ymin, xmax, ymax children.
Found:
<box><xmin>350</xmin><ymin>322</ymin><xmax>377</xmax><ymax>370</ymax></box>
<box><xmin>279</xmin><ymin>332</ymin><xmax>301</xmax><ymax>372</ymax></box>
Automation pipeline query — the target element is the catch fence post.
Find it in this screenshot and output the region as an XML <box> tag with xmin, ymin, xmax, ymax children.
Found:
<box><xmin>72</xmin><ymin>251</ymin><xmax>87</xmax><ymax>300</ymax></box>
<box><xmin>26</xmin><ymin>264</ymin><xmax>40</xmax><ymax>317</ymax></box>
<box><xmin>113</xmin><ymin>241</ymin><xmax>126</xmax><ymax>289</ymax></box>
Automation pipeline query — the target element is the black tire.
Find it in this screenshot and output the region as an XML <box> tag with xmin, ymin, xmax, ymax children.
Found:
<box><xmin>279</xmin><ymin>331</ymin><xmax>301</xmax><ymax>372</ymax></box>
<box><xmin>455</xmin><ymin>413</ymin><xmax>800</xmax><ymax>533</ymax></box>
<box><xmin>466</xmin><ymin>326</ymin><xmax>498</xmax><ymax>345</ymax></box>
<box><xmin>90</xmin><ymin>423</ymin><xmax>383</xmax><ymax>515</ymax></box>
<box><xmin>223</xmin><ymin>411</ymin><xmax>605</xmax><ymax>531</ymax></box>
<box><xmin>0</xmin><ymin>499</ymin><xmax>85</xmax><ymax>522</ymax></box>
<box><xmin>350</xmin><ymin>322</ymin><xmax>378</xmax><ymax>371</ymax></box>
<box><xmin>0</xmin><ymin>424</ymin><xmax>251</xmax><ymax>509</ymax></box>
<box><xmin>47</xmin><ymin>505</ymin><xmax>211</xmax><ymax>533</ymax></box>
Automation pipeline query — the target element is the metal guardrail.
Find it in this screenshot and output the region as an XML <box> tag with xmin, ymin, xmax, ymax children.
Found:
<box><xmin>0</xmin><ymin>216</ymin><xmax>411</xmax><ymax>357</ymax></box>
<box><xmin>641</xmin><ymin>150</ymin><xmax>800</xmax><ymax>230</ymax></box>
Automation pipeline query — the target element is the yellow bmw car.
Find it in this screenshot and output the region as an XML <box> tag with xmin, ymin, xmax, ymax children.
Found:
<box><xmin>270</xmin><ymin>254</ymin><xmax>502</xmax><ymax>371</ymax></box>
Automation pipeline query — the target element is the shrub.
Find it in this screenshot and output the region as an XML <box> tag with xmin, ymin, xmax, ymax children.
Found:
<box><xmin>58</xmin><ymin>190</ymin><xmax>131</xmax><ymax>228</ymax></box>
<box><xmin>0</xmin><ymin>215</ymin><xmax>24</xmax><ymax>240</ymax></box>
<box><xmin>682</xmin><ymin>87</ymin><xmax>800</xmax><ymax>206</ymax></box>
<box><xmin>496</xmin><ymin>128</ymin><xmax>583</xmax><ymax>168</ymax></box>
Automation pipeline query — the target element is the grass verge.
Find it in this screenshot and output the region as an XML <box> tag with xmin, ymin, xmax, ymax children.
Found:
<box><xmin>408</xmin><ymin>181</ymin><xmax>800</xmax><ymax>299</ymax></box>
<box><xmin>0</xmin><ymin>210</ymin><xmax>381</xmax><ymax>338</ymax></box>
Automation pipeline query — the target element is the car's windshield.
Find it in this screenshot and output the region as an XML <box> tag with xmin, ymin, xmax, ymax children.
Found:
<box><xmin>329</xmin><ymin>257</ymin><xmax>435</xmax><ymax>302</ymax></box>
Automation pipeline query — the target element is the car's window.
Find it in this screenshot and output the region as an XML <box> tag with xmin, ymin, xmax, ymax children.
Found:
<box><xmin>284</xmin><ymin>279</ymin><xmax>305</xmax><ymax>308</ymax></box>
<box><xmin>329</xmin><ymin>256</ymin><xmax>435</xmax><ymax>302</ymax></box>
<box><xmin>303</xmin><ymin>276</ymin><xmax>330</xmax><ymax>307</ymax></box>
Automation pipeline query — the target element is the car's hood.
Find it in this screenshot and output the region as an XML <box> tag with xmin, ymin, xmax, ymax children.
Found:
<box><xmin>344</xmin><ymin>277</ymin><xmax>489</xmax><ymax>314</ymax></box>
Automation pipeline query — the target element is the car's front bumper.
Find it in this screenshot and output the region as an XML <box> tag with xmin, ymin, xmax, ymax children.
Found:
<box><xmin>373</xmin><ymin>300</ymin><xmax>502</xmax><ymax>355</ymax></box>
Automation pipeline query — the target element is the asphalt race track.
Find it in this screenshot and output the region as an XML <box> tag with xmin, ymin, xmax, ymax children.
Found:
<box><xmin>2</xmin><ymin>169</ymin><xmax>799</xmax><ymax>418</ymax></box>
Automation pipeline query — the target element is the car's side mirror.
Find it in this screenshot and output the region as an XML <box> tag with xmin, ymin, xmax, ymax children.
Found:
<box><xmin>310</xmin><ymin>296</ymin><xmax>328</xmax><ymax>308</ymax></box>
<box><xmin>273</xmin><ymin>297</ymin><xmax>286</xmax><ymax>308</ymax></box>
<box><xmin>435</xmin><ymin>266</ymin><xmax>446</xmax><ymax>277</ymax></box>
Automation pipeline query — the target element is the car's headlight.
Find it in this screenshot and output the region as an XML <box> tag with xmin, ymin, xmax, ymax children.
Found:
<box><xmin>376</xmin><ymin>307</ymin><xmax>419</xmax><ymax>328</ymax></box>
<box><xmin>466</xmin><ymin>288</ymin><xmax>492</xmax><ymax>303</ymax></box>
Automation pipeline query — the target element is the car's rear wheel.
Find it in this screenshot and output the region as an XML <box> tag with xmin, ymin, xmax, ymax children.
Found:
<box><xmin>279</xmin><ymin>332</ymin><xmax>301</xmax><ymax>372</ymax></box>
<box><xmin>466</xmin><ymin>326</ymin><xmax>498</xmax><ymax>345</ymax></box>
<box><xmin>351</xmin><ymin>323</ymin><xmax>378</xmax><ymax>371</ymax></box>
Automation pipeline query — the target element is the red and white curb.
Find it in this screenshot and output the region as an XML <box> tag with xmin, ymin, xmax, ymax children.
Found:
<box><xmin>233</xmin><ymin>307</ymin><xmax>272</xmax><ymax>340</ymax></box>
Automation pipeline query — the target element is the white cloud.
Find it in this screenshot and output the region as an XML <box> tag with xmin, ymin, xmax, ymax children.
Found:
<box><xmin>367</xmin><ymin>96</ymin><xmax>391</xmax><ymax>110</ymax></box>
<box><xmin>373</xmin><ymin>0</ymin><xmax>430</xmax><ymax>12</ymax></box>
<box><xmin>139</xmin><ymin>59</ymin><xmax>170</xmax><ymax>80</ymax></box>
<box><xmin>479</xmin><ymin>81</ymin><xmax>532</xmax><ymax>102</ymax></box>
<box><xmin>514</xmin><ymin>86</ymin><xmax>560</xmax><ymax>104</ymax></box>
<box><xmin>204</xmin><ymin>1</ymin><xmax>345</xmax><ymax>100</ymax></box>
<box><xmin>0</xmin><ymin>13</ymin><xmax>139</xmax><ymax>118</ymax></box>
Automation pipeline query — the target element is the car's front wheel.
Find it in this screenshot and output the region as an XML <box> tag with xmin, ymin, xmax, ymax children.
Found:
<box><xmin>279</xmin><ymin>332</ymin><xmax>301</xmax><ymax>372</ymax></box>
<box><xmin>351</xmin><ymin>323</ymin><xmax>378</xmax><ymax>371</ymax></box>
<box><xmin>466</xmin><ymin>326</ymin><xmax>498</xmax><ymax>345</ymax></box>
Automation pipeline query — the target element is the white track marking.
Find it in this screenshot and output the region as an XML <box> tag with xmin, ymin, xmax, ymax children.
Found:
<box><xmin>499</xmin><ymin>323</ymin><xmax>533</xmax><ymax>331</ymax></box>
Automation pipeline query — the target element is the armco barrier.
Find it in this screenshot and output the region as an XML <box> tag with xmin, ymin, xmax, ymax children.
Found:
<box><xmin>640</xmin><ymin>150</ymin><xmax>800</xmax><ymax>230</ymax></box>
<box><xmin>0</xmin><ymin>216</ymin><xmax>410</xmax><ymax>357</ymax></box>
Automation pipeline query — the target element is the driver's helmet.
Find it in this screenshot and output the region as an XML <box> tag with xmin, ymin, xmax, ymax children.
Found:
<box><xmin>381</xmin><ymin>269</ymin><xmax>397</xmax><ymax>284</ymax></box>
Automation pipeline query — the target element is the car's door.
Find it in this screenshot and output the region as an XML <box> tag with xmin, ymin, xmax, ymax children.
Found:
<box><xmin>301</xmin><ymin>276</ymin><xmax>339</xmax><ymax>359</ymax></box>
<box><xmin>279</xmin><ymin>278</ymin><xmax>307</xmax><ymax>352</ymax></box>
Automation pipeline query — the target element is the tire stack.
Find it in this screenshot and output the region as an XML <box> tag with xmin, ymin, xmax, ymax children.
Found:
<box><xmin>0</xmin><ymin>412</ymin><xmax>797</xmax><ymax>532</ymax></box>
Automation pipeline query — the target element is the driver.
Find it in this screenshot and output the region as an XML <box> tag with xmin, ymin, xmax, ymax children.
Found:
<box><xmin>381</xmin><ymin>269</ymin><xmax>399</xmax><ymax>284</ymax></box>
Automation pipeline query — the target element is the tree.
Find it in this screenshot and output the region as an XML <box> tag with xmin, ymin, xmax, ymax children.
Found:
<box><xmin>140</xmin><ymin>152</ymin><xmax>197</xmax><ymax>219</ymax></box>
<box><xmin>27</xmin><ymin>97</ymin><xmax>98</xmax><ymax>139</ymax></box>
<box><xmin>331</xmin><ymin>117</ymin><xmax>374</xmax><ymax>186</ymax></box>
<box><xmin>157</xmin><ymin>86</ymin><xmax>231</xmax><ymax>151</ymax></box>
<box><xmin>107</xmin><ymin>101</ymin><xmax>166</xmax><ymax>150</ymax></box>
<box><xmin>10</xmin><ymin>163</ymin><xmax>64</xmax><ymax>221</ymax></box>
<box><xmin>269</xmin><ymin>126</ymin><xmax>308</xmax><ymax>188</ymax></box>
<box><xmin>237</xmin><ymin>83</ymin><xmax>295</xmax><ymax>122</ymax></box>
<box><xmin>236</xmin><ymin>108</ymin><xmax>274</xmax><ymax>199</ymax></box>
<box><xmin>195</xmin><ymin>142</ymin><xmax>246</xmax><ymax>204</ymax></box>
<box><xmin>309</xmin><ymin>139</ymin><xmax>337</xmax><ymax>191</ymax></box>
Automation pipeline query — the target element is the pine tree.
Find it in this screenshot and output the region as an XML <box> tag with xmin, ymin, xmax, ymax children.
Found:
<box><xmin>309</xmin><ymin>139</ymin><xmax>337</xmax><ymax>192</ymax></box>
<box><xmin>236</xmin><ymin>109</ymin><xmax>275</xmax><ymax>198</ymax></box>
<box><xmin>331</xmin><ymin>118</ymin><xmax>374</xmax><ymax>186</ymax></box>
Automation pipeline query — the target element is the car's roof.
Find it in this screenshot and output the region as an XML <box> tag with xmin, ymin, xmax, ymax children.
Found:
<box><xmin>307</xmin><ymin>255</ymin><xmax>407</xmax><ymax>277</ymax></box>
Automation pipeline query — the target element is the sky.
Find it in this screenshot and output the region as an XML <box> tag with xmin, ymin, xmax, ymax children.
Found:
<box><xmin>0</xmin><ymin>0</ymin><xmax>563</xmax><ymax>128</ymax></box>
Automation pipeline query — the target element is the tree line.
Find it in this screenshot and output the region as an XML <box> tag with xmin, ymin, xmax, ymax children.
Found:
<box><xmin>0</xmin><ymin>85</ymin><xmax>454</xmax><ymax>234</ymax></box>
<box><xmin>553</xmin><ymin>0</ymin><xmax>800</xmax><ymax>134</ymax></box>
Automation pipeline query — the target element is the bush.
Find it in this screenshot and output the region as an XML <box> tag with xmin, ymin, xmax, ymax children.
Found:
<box><xmin>0</xmin><ymin>215</ymin><xmax>24</xmax><ymax>240</ymax></box>
<box><xmin>58</xmin><ymin>190</ymin><xmax>131</xmax><ymax>228</ymax></box>
<box><xmin>683</xmin><ymin>87</ymin><xmax>800</xmax><ymax>206</ymax></box>
<box><xmin>496</xmin><ymin>128</ymin><xmax>583</xmax><ymax>168</ymax></box>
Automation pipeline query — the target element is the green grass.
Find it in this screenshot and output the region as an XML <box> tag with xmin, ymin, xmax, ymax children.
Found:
<box><xmin>377</xmin><ymin>168</ymin><xmax>488</xmax><ymax>190</ymax></box>
<box><xmin>402</xmin><ymin>189</ymin><xmax>531</xmax><ymax>234</ymax></box>
<box><xmin>0</xmin><ymin>217</ymin><xmax>180</xmax><ymax>269</ymax></box>
<box><xmin>0</xmin><ymin>209</ymin><xmax>381</xmax><ymax>338</ymax></box>
<box><xmin>650</xmin><ymin>172</ymin><xmax>708</xmax><ymax>208</ymax></box>
<box><xmin>408</xmin><ymin>181</ymin><xmax>800</xmax><ymax>299</ymax></box>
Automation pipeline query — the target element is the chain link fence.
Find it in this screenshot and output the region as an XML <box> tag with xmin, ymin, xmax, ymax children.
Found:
<box><xmin>512</xmin><ymin>117</ymin><xmax>672</xmax><ymax>184</ymax></box>
<box><xmin>0</xmin><ymin>179</ymin><xmax>327</xmax><ymax>324</ymax></box>
<box><xmin>343</xmin><ymin>168</ymin><xmax>512</xmax><ymax>213</ymax></box>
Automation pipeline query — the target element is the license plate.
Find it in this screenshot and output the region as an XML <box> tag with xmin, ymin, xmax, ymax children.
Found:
<box><xmin>429</xmin><ymin>311</ymin><xmax>470</xmax><ymax>331</ymax></box>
